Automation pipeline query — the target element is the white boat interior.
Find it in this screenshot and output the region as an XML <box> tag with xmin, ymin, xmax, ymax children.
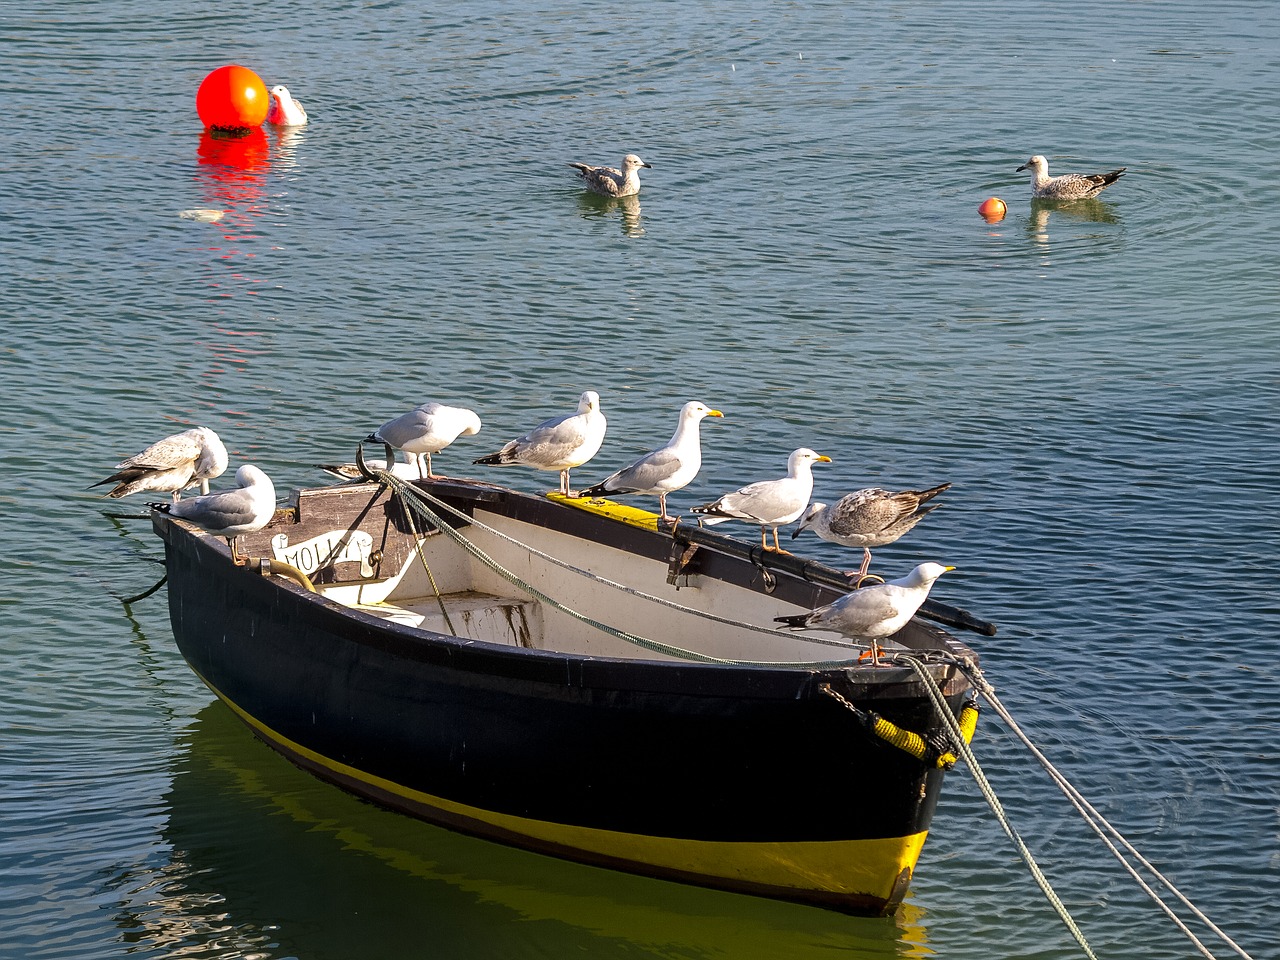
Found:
<box><xmin>302</xmin><ymin>505</ymin><xmax>876</xmax><ymax>665</ymax></box>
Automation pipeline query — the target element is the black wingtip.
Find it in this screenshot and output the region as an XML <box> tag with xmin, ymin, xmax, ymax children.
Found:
<box><xmin>773</xmin><ymin>614</ymin><xmax>809</xmax><ymax>629</ymax></box>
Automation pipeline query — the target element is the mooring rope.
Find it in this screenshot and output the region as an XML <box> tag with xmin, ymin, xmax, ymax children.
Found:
<box><xmin>956</xmin><ymin>662</ymin><xmax>1256</xmax><ymax>960</ymax></box>
<box><xmin>896</xmin><ymin>655</ymin><xmax>1100</xmax><ymax>959</ymax></box>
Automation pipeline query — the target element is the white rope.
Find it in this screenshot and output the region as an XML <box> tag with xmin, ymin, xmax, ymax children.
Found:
<box><xmin>899</xmin><ymin>656</ymin><xmax>1100</xmax><ymax>960</ymax></box>
<box><xmin>959</xmin><ymin>664</ymin><xmax>1255</xmax><ymax>960</ymax></box>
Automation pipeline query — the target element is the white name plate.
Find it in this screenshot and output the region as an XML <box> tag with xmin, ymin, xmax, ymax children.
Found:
<box><xmin>271</xmin><ymin>530</ymin><xmax>376</xmax><ymax>577</ymax></box>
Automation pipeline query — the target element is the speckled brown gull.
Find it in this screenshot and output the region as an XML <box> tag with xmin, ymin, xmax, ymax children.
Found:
<box><xmin>691</xmin><ymin>448</ymin><xmax>831</xmax><ymax>553</ymax></box>
<box><xmin>367</xmin><ymin>402</ymin><xmax>483</xmax><ymax>479</ymax></box>
<box><xmin>774</xmin><ymin>562</ymin><xmax>954</xmax><ymax>664</ymax></box>
<box><xmin>151</xmin><ymin>464</ymin><xmax>277</xmax><ymax>564</ymax></box>
<box><xmin>1017</xmin><ymin>155</ymin><xmax>1126</xmax><ymax>199</ymax></box>
<box><xmin>474</xmin><ymin>391</ymin><xmax>607</xmax><ymax>497</ymax></box>
<box><xmin>568</xmin><ymin>154</ymin><xmax>652</xmax><ymax>197</ymax></box>
<box><xmin>93</xmin><ymin>426</ymin><xmax>228</xmax><ymax>502</ymax></box>
<box><xmin>582</xmin><ymin>401</ymin><xmax>723</xmax><ymax>523</ymax></box>
<box><xmin>793</xmin><ymin>482</ymin><xmax>950</xmax><ymax>582</ymax></box>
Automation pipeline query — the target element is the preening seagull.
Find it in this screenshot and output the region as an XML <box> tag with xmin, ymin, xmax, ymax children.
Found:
<box><xmin>1016</xmin><ymin>154</ymin><xmax>1125</xmax><ymax>199</ymax></box>
<box><xmin>150</xmin><ymin>464</ymin><xmax>277</xmax><ymax>564</ymax></box>
<box><xmin>568</xmin><ymin>154</ymin><xmax>652</xmax><ymax>197</ymax></box>
<box><xmin>793</xmin><ymin>482</ymin><xmax>951</xmax><ymax>583</ymax></box>
<box><xmin>774</xmin><ymin>561</ymin><xmax>954</xmax><ymax>664</ymax></box>
<box><xmin>266</xmin><ymin>85</ymin><xmax>308</xmax><ymax>126</ymax></box>
<box><xmin>692</xmin><ymin>447</ymin><xmax>831</xmax><ymax>553</ymax></box>
<box><xmin>473</xmin><ymin>391</ymin><xmax>607</xmax><ymax>497</ymax></box>
<box><xmin>367</xmin><ymin>402</ymin><xmax>483</xmax><ymax>479</ymax></box>
<box><xmin>582</xmin><ymin>401</ymin><xmax>724</xmax><ymax>523</ymax></box>
<box><xmin>93</xmin><ymin>426</ymin><xmax>228</xmax><ymax>502</ymax></box>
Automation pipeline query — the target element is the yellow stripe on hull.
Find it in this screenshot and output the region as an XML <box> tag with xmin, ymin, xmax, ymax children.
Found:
<box><xmin>203</xmin><ymin>672</ymin><xmax>928</xmax><ymax>909</ymax></box>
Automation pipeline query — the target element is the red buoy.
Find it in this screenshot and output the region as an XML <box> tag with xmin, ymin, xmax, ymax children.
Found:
<box><xmin>196</xmin><ymin>65</ymin><xmax>270</xmax><ymax>131</ymax></box>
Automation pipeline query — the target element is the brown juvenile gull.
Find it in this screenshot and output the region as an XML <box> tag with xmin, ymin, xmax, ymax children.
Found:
<box><xmin>568</xmin><ymin>154</ymin><xmax>652</xmax><ymax>197</ymax></box>
<box><xmin>367</xmin><ymin>402</ymin><xmax>483</xmax><ymax>479</ymax></box>
<box><xmin>266</xmin><ymin>85</ymin><xmax>308</xmax><ymax>126</ymax></box>
<box><xmin>774</xmin><ymin>562</ymin><xmax>954</xmax><ymax>664</ymax></box>
<box><xmin>1017</xmin><ymin>154</ymin><xmax>1126</xmax><ymax>199</ymax></box>
<box><xmin>691</xmin><ymin>447</ymin><xmax>831</xmax><ymax>553</ymax></box>
<box><xmin>582</xmin><ymin>401</ymin><xmax>724</xmax><ymax>523</ymax></box>
<box><xmin>473</xmin><ymin>390</ymin><xmax>607</xmax><ymax>497</ymax></box>
<box><xmin>93</xmin><ymin>426</ymin><xmax>228</xmax><ymax>502</ymax></box>
<box><xmin>793</xmin><ymin>482</ymin><xmax>951</xmax><ymax>583</ymax></box>
<box><xmin>150</xmin><ymin>464</ymin><xmax>277</xmax><ymax>564</ymax></box>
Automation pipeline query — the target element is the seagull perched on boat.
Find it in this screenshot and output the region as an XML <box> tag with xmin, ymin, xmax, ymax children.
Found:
<box><xmin>150</xmin><ymin>464</ymin><xmax>277</xmax><ymax>564</ymax></box>
<box><xmin>568</xmin><ymin>154</ymin><xmax>652</xmax><ymax>197</ymax></box>
<box><xmin>793</xmin><ymin>482</ymin><xmax>951</xmax><ymax>584</ymax></box>
<box><xmin>366</xmin><ymin>402</ymin><xmax>483</xmax><ymax>479</ymax></box>
<box><xmin>692</xmin><ymin>448</ymin><xmax>831</xmax><ymax>553</ymax></box>
<box><xmin>582</xmin><ymin>401</ymin><xmax>724</xmax><ymax>524</ymax></box>
<box><xmin>774</xmin><ymin>562</ymin><xmax>954</xmax><ymax>664</ymax></box>
<box><xmin>1016</xmin><ymin>154</ymin><xmax>1126</xmax><ymax>199</ymax></box>
<box><xmin>266</xmin><ymin>85</ymin><xmax>308</xmax><ymax>126</ymax></box>
<box><xmin>473</xmin><ymin>390</ymin><xmax>607</xmax><ymax>497</ymax></box>
<box><xmin>93</xmin><ymin>426</ymin><xmax>228</xmax><ymax>502</ymax></box>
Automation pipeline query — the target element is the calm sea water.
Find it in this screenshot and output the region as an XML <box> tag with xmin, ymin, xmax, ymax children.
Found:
<box><xmin>3</xmin><ymin>1</ymin><xmax>1278</xmax><ymax>958</ymax></box>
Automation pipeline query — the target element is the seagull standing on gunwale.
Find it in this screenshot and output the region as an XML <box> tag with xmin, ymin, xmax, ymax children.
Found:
<box><xmin>1017</xmin><ymin>154</ymin><xmax>1126</xmax><ymax>199</ymax></box>
<box><xmin>793</xmin><ymin>482</ymin><xmax>951</xmax><ymax>583</ymax></box>
<box><xmin>150</xmin><ymin>464</ymin><xmax>277</xmax><ymax>564</ymax></box>
<box><xmin>93</xmin><ymin>426</ymin><xmax>228</xmax><ymax>502</ymax></box>
<box><xmin>582</xmin><ymin>401</ymin><xmax>724</xmax><ymax>523</ymax></box>
<box><xmin>473</xmin><ymin>391</ymin><xmax>607</xmax><ymax>497</ymax></box>
<box><xmin>774</xmin><ymin>561</ymin><xmax>954</xmax><ymax>664</ymax></box>
<box><xmin>266</xmin><ymin>85</ymin><xmax>308</xmax><ymax>126</ymax></box>
<box><xmin>568</xmin><ymin>154</ymin><xmax>652</xmax><ymax>197</ymax></box>
<box><xmin>692</xmin><ymin>448</ymin><xmax>831</xmax><ymax>553</ymax></box>
<box><xmin>367</xmin><ymin>402</ymin><xmax>483</xmax><ymax>479</ymax></box>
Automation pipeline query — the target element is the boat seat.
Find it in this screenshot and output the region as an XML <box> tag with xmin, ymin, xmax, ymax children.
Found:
<box><xmin>355</xmin><ymin>591</ymin><xmax>542</xmax><ymax>649</ymax></box>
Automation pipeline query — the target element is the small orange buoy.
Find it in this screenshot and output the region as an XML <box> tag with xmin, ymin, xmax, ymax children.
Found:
<box><xmin>978</xmin><ymin>196</ymin><xmax>1007</xmax><ymax>222</ymax></box>
<box><xmin>196</xmin><ymin>65</ymin><xmax>270</xmax><ymax>131</ymax></box>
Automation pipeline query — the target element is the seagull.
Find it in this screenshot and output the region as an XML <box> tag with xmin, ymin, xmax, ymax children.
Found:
<box><xmin>93</xmin><ymin>426</ymin><xmax>228</xmax><ymax>502</ymax></box>
<box><xmin>266</xmin><ymin>85</ymin><xmax>308</xmax><ymax>126</ymax></box>
<box><xmin>692</xmin><ymin>448</ymin><xmax>831</xmax><ymax>553</ymax></box>
<box><xmin>582</xmin><ymin>401</ymin><xmax>724</xmax><ymax>523</ymax></box>
<box><xmin>568</xmin><ymin>154</ymin><xmax>652</xmax><ymax>197</ymax></box>
<box><xmin>793</xmin><ymin>482</ymin><xmax>951</xmax><ymax>583</ymax></box>
<box><xmin>1016</xmin><ymin>154</ymin><xmax>1125</xmax><ymax>199</ymax></box>
<box><xmin>473</xmin><ymin>390</ymin><xmax>607</xmax><ymax>497</ymax></box>
<box><xmin>367</xmin><ymin>402</ymin><xmax>483</xmax><ymax>479</ymax></box>
<box><xmin>774</xmin><ymin>562</ymin><xmax>955</xmax><ymax>664</ymax></box>
<box><xmin>150</xmin><ymin>464</ymin><xmax>277</xmax><ymax>564</ymax></box>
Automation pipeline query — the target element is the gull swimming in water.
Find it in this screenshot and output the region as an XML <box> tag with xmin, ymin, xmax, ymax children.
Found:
<box><xmin>93</xmin><ymin>426</ymin><xmax>228</xmax><ymax>502</ymax></box>
<box><xmin>473</xmin><ymin>390</ymin><xmax>607</xmax><ymax>497</ymax></box>
<box><xmin>582</xmin><ymin>401</ymin><xmax>724</xmax><ymax>523</ymax></box>
<box><xmin>793</xmin><ymin>482</ymin><xmax>951</xmax><ymax>583</ymax></box>
<box><xmin>774</xmin><ymin>562</ymin><xmax>954</xmax><ymax>664</ymax></box>
<box><xmin>1017</xmin><ymin>154</ymin><xmax>1125</xmax><ymax>199</ymax></box>
<box><xmin>150</xmin><ymin>464</ymin><xmax>277</xmax><ymax>564</ymax></box>
<box><xmin>367</xmin><ymin>402</ymin><xmax>483</xmax><ymax>479</ymax></box>
<box><xmin>266</xmin><ymin>85</ymin><xmax>308</xmax><ymax>126</ymax></box>
<box><xmin>692</xmin><ymin>448</ymin><xmax>831</xmax><ymax>553</ymax></box>
<box><xmin>568</xmin><ymin>154</ymin><xmax>652</xmax><ymax>197</ymax></box>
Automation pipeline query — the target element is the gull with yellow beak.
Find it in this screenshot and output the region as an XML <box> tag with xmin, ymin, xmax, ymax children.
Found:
<box><xmin>692</xmin><ymin>447</ymin><xmax>831</xmax><ymax>553</ymax></box>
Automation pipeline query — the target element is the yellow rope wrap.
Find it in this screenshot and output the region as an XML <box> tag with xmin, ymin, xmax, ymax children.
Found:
<box><xmin>870</xmin><ymin>715</ymin><xmax>929</xmax><ymax>761</ymax></box>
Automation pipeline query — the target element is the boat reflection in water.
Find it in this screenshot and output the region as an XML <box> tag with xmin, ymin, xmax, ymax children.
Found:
<box><xmin>142</xmin><ymin>701</ymin><xmax>939</xmax><ymax>959</ymax></box>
